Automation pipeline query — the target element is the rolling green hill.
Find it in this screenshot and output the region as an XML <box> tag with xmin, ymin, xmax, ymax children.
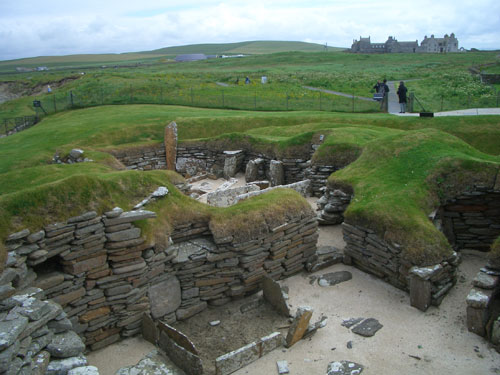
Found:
<box><xmin>0</xmin><ymin>41</ymin><xmax>344</xmax><ymax>73</ymax></box>
<box><xmin>147</xmin><ymin>41</ymin><xmax>344</xmax><ymax>55</ymax></box>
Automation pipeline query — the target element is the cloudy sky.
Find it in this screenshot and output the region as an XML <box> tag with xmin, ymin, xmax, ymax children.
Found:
<box><xmin>1</xmin><ymin>0</ymin><xmax>499</xmax><ymax>61</ymax></box>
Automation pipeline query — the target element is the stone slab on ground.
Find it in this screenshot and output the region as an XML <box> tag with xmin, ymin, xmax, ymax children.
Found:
<box><xmin>277</xmin><ymin>360</ymin><xmax>289</xmax><ymax>374</ymax></box>
<box><xmin>318</xmin><ymin>271</ymin><xmax>352</xmax><ymax>287</ymax></box>
<box><xmin>261</xmin><ymin>276</ymin><xmax>291</xmax><ymax>317</ymax></box>
<box><xmin>350</xmin><ymin>318</ymin><xmax>383</xmax><ymax>337</ymax></box>
<box><xmin>326</xmin><ymin>360</ymin><xmax>364</xmax><ymax>375</ymax></box>
<box><xmin>116</xmin><ymin>350</ymin><xmax>185</xmax><ymax>375</ymax></box>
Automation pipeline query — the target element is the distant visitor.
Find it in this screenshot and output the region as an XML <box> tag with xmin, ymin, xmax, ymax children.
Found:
<box><xmin>397</xmin><ymin>81</ymin><xmax>408</xmax><ymax>113</ymax></box>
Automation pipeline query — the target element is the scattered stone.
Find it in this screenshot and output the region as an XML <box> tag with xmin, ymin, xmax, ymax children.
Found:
<box><xmin>210</xmin><ymin>320</ymin><xmax>220</xmax><ymax>326</ymax></box>
<box><xmin>318</xmin><ymin>271</ymin><xmax>352</xmax><ymax>287</ymax></box>
<box><xmin>277</xmin><ymin>360</ymin><xmax>289</xmax><ymax>374</ymax></box>
<box><xmin>104</xmin><ymin>207</ymin><xmax>123</xmax><ymax>218</ymax></box>
<box><xmin>346</xmin><ymin>341</ymin><xmax>353</xmax><ymax>349</ymax></box>
<box><xmin>341</xmin><ymin>318</ymin><xmax>364</xmax><ymax>329</ymax></box>
<box><xmin>473</xmin><ymin>272</ymin><xmax>499</xmax><ymax>289</ymax></box>
<box><xmin>351</xmin><ymin>318</ymin><xmax>383</xmax><ymax>337</ymax></box>
<box><xmin>0</xmin><ymin>315</ymin><xmax>28</xmax><ymax>350</ymax></box>
<box><xmin>326</xmin><ymin>360</ymin><xmax>363</xmax><ymax>375</ymax></box>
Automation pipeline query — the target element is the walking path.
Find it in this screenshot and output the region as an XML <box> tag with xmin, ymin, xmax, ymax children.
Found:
<box><xmin>306</xmin><ymin>84</ymin><xmax>500</xmax><ymax>117</ymax></box>
<box><xmin>303</xmin><ymin>86</ymin><xmax>373</xmax><ymax>101</ymax></box>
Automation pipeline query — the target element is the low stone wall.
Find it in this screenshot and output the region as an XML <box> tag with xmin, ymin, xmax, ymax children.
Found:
<box><xmin>439</xmin><ymin>190</ymin><xmax>500</xmax><ymax>252</ymax></box>
<box><xmin>2</xmin><ymin>204</ymin><xmax>318</xmax><ymax>355</ymax></box>
<box><xmin>114</xmin><ymin>144</ymin><xmax>337</xmax><ymax>196</ymax></box>
<box><xmin>342</xmin><ymin>222</ymin><xmax>459</xmax><ymax>311</ymax></box>
<box><xmin>112</xmin><ymin>145</ymin><xmax>166</xmax><ymax>171</ymax></box>
<box><xmin>466</xmin><ymin>263</ymin><xmax>500</xmax><ymax>347</ymax></box>
<box><xmin>481</xmin><ymin>73</ymin><xmax>500</xmax><ymax>85</ymax></box>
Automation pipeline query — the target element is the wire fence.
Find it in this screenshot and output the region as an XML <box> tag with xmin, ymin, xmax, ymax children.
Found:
<box><xmin>1</xmin><ymin>116</ymin><xmax>38</xmax><ymax>138</ymax></box>
<box><xmin>2</xmin><ymin>82</ymin><xmax>500</xmax><ymax>137</ymax></box>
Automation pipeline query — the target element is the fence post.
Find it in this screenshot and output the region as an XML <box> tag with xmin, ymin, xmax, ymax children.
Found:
<box><xmin>319</xmin><ymin>91</ymin><xmax>322</xmax><ymax>111</ymax></box>
<box><xmin>70</xmin><ymin>91</ymin><xmax>74</xmax><ymax>108</ymax></box>
<box><xmin>467</xmin><ymin>94</ymin><xmax>470</xmax><ymax>108</ymax></box>
<box><xmin>130</xmin><ymin>85</ymin><xmax>133</xmax><ymax>103</ymax></box>
<box><xmin>160</xmin><ymin>87</ymin><xmax>163</xmax><ymax>104</ymax></box>
<box><xmin>286</xmin><ymin>93</ymin><xmax>289</xmax><ymax>111</ymax></box>
<box><xmin>190</xmin><ymin>88</ymin><xmax>193</xmax><ymax>106</ymax></box>
<box><xmin>53</xmin><ymin>94</ymin><xmax>57</xmax><ymax>112</ymax></box>
<box><xmin>441</xmin><ymin>95</ymin><xmax>444</xmax><ymax>111</ymax></box>
<box><xmin>4</xmin><ymin>119</ymin><xmax>7</xmax><ymax>135</ymax></box>
<box><xmin>101</xmin><ymin>87</ymin><xmax>104</xmax><ymax>105</ymax></box>
<box><xmin>254</xmin><ymin>91</ymin><xmax>257</xmax><ymax>110</ymax></box>
<box><xmin>352</xmin><ymin>91</ymin><xmax>355</xmax><ymax>112</ymax></box>
<box><xmin>497</xmin><ymin>92</ymin><xmax>499</xmax><ymax>107</ymax></box>
<box><xmin>222</xmin><ymin>90</ymin><xmax>224</xmax><ymax>108</ymax></box>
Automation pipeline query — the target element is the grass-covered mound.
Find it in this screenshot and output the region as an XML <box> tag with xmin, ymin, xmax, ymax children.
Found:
<box><xmin>328</xmin><ymin>128</ymin><xmax>500</xmax><ymax>266</ymax></box>
<box><xmin>1</xmin><ymin>104</ymin><xmax>500</xmax><ymax>269</ymax></box>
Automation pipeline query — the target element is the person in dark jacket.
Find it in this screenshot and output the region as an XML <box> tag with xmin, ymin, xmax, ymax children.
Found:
<box><xmin>397</xmin><ymin>81</ymin><xmax>408</xmax><ymax>113</ymax></box>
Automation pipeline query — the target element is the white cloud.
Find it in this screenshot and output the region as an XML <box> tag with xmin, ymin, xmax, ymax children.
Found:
<box><xmin>0</xmin><ymin>0</ymin><xmax>499</xmax><ymax>60</ymax></box>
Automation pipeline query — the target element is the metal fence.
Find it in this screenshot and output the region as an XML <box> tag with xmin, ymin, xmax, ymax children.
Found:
<box><xmin>1</xmin><ymin>116</ymin><xmax>38</xmax><ymax>137</ymax></box>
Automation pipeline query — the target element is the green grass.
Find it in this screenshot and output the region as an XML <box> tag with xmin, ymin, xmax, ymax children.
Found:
<box><xmin>329</xmin><ymin>128</ymin><xmax>500</xmax><ymax>265</ymax></box>
<box><xmin>2</xmin><ymin>50</ymin><xmax>498</xmax><ymax>125</ymax></box>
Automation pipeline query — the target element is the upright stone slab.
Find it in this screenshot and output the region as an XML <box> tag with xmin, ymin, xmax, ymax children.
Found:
<box><xmin>223</xmin><ymin>150</ymin><xmax>243</xmax><ymax>178</ymax></box>
<box><xmin>164</xmin><ymin>121</ymin><xmax>177</xmax><ymax>171</ymax></box>
<box><xmin>409</xmin><ymin>274</ymin><xmax>432</xmax><ymax>311</ymax></box>
<box><xmin>285</xmin><ymin>306</ymin><xmax>313</xmax><ymax>348</ymax></box>
<box><xmin>269</xmin><ymin>160</ymin><xmax>284</xmax><ymax>187</ymax></box>
<box><xmin>148</xmin><ymin>276</ymin><xmax>181</xmax><ymax>319</ymax></box>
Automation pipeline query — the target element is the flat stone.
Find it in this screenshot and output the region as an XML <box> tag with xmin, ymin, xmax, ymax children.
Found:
<box><xmin>34</xmin><ymin>272</ymin><xmax>65</xmax><ymax>290</ymax></box>
<box><xmin>103</xmin><ymin>210</ymin><xmax>156</xmax><ymax>226</ymax></box>
<box><xmin>318</xmin><ymin>271</ymin><xmax>352</xmax><ymax>287</ymax></box>
<box><xmin>52</xmin><ymin>287</ymin><xmax>86</xmax><ymax>307</ymax></box>
<box><xmin>175</xmin><ymin>301</ymin><xmax>207</xmax><ymax>321</ymax></box>
<box><xmin>410</xmin><ymin>265</ymin><xmax>442</xmax><ymax>280</ymax></box>
<box><xmin>105</xmin><ymin>207</ymin><xmax>123</xmax><ymax>219</ymax></box>
<box><xmin>68</xmin><ymin>211</ymin><xmax>97</xmax><ymax>224</ymax></box>
<box><xmin>63</xmin><ymin>255</ymin><xmax>107</xmax><ymax>275</ymax></box>
<box><xmin>466</xmin><ymin>288</ymin><xmax>494</xmax><ymax>308</ymax></box>
<box><xmin>473</xmin><ymin>272</ymin><xmax>499</xmax><ymax>289</ymax></box>
<box><xmin>32</xmin><ymin>351</ymin><xmax>51</xmax><ymax>375</ymax></box>
<box><xmin>277</xmin><ymin>360</ymin><xmax>289</xmax><ymax>374</ymax></box>
<box><xmin>215</xmin><ymin>332</ymin><xmax>282</xmax><ymax>375</ymax></box>
<box><xmin>27</xmin><ymin>230</ymin><xmax>45</xmax><ymax>243</ymax></box>
<box><xmin>351</xmin><ymin>318</ymin><xmax>383</xmax><ymax>337</ymax></box>
<box><xmin>46</xmin><ymin>331</ymin><xmax>86</xmax><ymax>358</ymax></box>
<box><xmin>326</xmin><ymin>361</ymin><xmax>364</xmax><ymax>375</ymax></box>
<box><xmin>285</xmin><ymin>306</ymin><xmax>313</xmax><ymax>348</ymax></box>
<box><xmin>68</xmin><ymin>366</ymin><xmax>100</xmax><ymax>375</ymax></box>
<box><xmin>116</xmin><ymin>350</ymin><xmax>183</xmax><ymax>375</ymax></box>
<box><xmin>7</xmin><ymin>229</ymin><xmax>30</xmax><ymax>241</ymax></box>
<box><xmin>46</xmin><ymin>355</ymin><xmax>88</xmax><ymax>375</ymax></box>
<box><xmin>105</xmin><ymin>228</ymin><xmax>141</xmax><ymax>242</ymax></box>
<box><xmin>0</xmin><ymin>284</ymin><xmax>15</xmax><ymax>300</ymax></box>
<box><xmin>0</xmin><ymin>339</ymin><xmax>20</xmax><ymax>372</ymax></box>
<box><xmin>0</xmin><ymin>315</ymin><xmax>29</xmax><ymax>350</ymax></box>
<box><xmin>341</xmin><ymin>318</ymin><xmax>364</xmax><ymax>329</ymax></box>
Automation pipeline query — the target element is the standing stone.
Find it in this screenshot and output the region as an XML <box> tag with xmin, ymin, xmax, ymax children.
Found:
<box><xmin>269</xmin><ymin>160</ymin><xmax>284</xmax><ymax>187</ymax></box>
<box><xmin>223</xmin><ymin>151</ymin><xmax>243</xmax><ymax>178</ymax></box>
<box><xmin>409</xmin><ymin>274</ymin><xmax>431</xmax><ymax>312</ymax></box>
<box><xmin>148</xmin><ymin>277</ymin><xmax>181</xmax><ymax>319</ymax></box>
<box><xmin>245</xmin><ymin>160</ymin><xmax>258</xmax><ymax>182</ymax></box>
<box><xmin>285</xmin><ymin>306</ymin><xmax>313</xmax><ymax>348</ymax></box>
<box><xmin>164</xmin><ymin>121</ymin><xmax>177</xmax><ymax>171</ymax></box>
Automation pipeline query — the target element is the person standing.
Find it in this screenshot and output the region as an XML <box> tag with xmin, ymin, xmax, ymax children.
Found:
<box><xmin>397</xmin><ymin>81</ymin><xmax>408</xmax><ymax>113</ymax></box>
<box><xmin>379</xmin><ymin>79</ymin><xmax>389</xmax><ymax>110</ymax></box>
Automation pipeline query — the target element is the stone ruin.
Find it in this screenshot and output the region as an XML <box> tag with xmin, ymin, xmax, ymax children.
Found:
<box><xmin>4</xmin><ymin>121</ymin><xmax>500</xmax><ymax>374</ymax></box>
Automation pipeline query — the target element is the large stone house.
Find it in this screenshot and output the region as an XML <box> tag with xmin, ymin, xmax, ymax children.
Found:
<box><xmin>351</xmin><ymin>33</ymin><xmax>459</xmax><ymax>53</ymax></box>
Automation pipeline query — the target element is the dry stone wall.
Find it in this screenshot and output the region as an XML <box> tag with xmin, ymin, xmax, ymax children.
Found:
<box><xmin>439</xmin><ymin>190</ymin><xmax>500</xmax><ymax>252</ymax></box>
<box><xmin>112</xmin><ymin>146</ymin><xmax>166</xmax><ymax>171</ymax></box>
<box><xmin>113</xmin><ymin>144</ymin><xmax>339</xmax><ymax>196</ymax></box>
<box><xmin>1</xmin><ymin>204</ymin><xmax>318</xmax><ymax>358</ymax></box>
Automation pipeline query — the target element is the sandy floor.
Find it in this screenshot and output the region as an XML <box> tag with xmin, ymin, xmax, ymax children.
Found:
<box><xmin>88</xmin><ymin>177</ymin><xmax>500</xmax><ymax>374</ymax></box>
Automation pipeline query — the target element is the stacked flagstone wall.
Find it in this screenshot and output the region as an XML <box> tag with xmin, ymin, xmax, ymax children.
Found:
<box><xmin>1</xmin><ymin>203</ymin><xmax>318</xmax><ymax>359</ymax></box>
<box><xmin>113</xmin><ymin>144</ymin><xmax>339</xmax><ymax>196</ymax></box>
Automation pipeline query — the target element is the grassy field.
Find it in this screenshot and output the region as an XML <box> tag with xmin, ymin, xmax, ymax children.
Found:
<box><xmin>1</xmin><ymin>49</ymin><xmax>499</xmax><ymax>128</ymax></box>
<box><xmin>1</xmin><ymin>104</ymin><xmax>500</xmax><ymax>268</ymax></box>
